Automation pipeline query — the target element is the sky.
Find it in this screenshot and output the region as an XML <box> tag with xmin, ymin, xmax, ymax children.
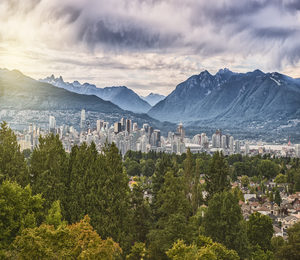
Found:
<box><xmin>1</xmin><ymin>0</ymin><xmax>300</xmax><ymax>96</ymax></box>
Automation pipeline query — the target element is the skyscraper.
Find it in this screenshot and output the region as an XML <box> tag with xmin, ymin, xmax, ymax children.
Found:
<box><xmin>114</xmin><ymin>122</ymin><xmax>122</xmax><ymax>134</ymax></box>
<box><xmin>126</xmin><ymin>119</ymin><xmax>132</xmax><ymax>133</ymax></box>
<box><xmin>80</xmin><ymin>109</ymin><xmax>86</xmax><ymax>130</ymax></box>
<box><xmin>49</xmin><ymin>115</ymin><xmax>56</xmax><ymax>133</ymax></box>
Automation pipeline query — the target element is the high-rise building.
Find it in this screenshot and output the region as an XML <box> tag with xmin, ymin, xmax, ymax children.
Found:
<box><xmin>49</xmin><ymin>116</ymin><xmax>56</xmax><ymax>133</ymax></box>
<box><xmin>235</xmin><ymin>140</ymin><xmax>241</xmax><ymax>154</ymax></box>
<box><xmin>80</xmin><ymin>109</ymin><xmax>86</xmax><ymax>130</ymax></box>
<box><xmin>221</xmin><ymin>135</ymin><xmax>227</xmax><ymax>149</ymax></box>
<box><xmin>177</xmin><ymin>123</ymin><xmax>185</xmax><ymax>141</ymax></box>
<box><xmin>120</xmin><ymin>118</ymin><xmax>126</xmax><ymax>131</ymax></box>
<box><xmin>132</xmin><ymin>122</ymin><xmax>138</xmax><ymax>132</ymax></box>
<box><xmin>114</xmin><ymin>122</ymin><xmax>122</xmax><ymax>134</ymax></box>
<box><xmin>153</xmin><ymin>129</ymin><xmax>161</xmax><ymax>147</ymax></box>
<box><xmin>229</xmin><ymin>136</ymin><xmax>234</xmax><ymax>153</ymax></box>
<box><xmin>296</xmin><ymin>144</ymin><xmax>300</xmax><ymax>158</ymax></box>
<box><xmin>97</xmin><ymin>120</ymin><xmax>104</xmax><ymax>132</ymax></box>
<box><xmin>245</xmin><ymin>142</ymin><xmax>250</xmax><ymax>155</ymax></box>
<box><xmin>126</xmin><ymin>119</ymin><xmax>132</xmax><ymax>133</ymax></box>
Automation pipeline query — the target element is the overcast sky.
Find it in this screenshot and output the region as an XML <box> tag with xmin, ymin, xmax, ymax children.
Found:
<box><xmin>1</xmin><ymin>0</ymin><xmax>300</xmax><ymax>95</ymax></box>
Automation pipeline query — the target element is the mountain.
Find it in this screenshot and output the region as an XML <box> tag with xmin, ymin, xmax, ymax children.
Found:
<box><xmin>148</xmin><ymin>69</ymin><xmax>300</xmax><ymax>130</ymax></box>
<box><xmin>0</xmin><ymin>69</ymin><xmax>175</xmax><ymax>133</ymax></box>
<box><xmin>142</xmin><ymin>93</ymin><xmax>165</xmax><ymax>106</ymax></box>
<box><xmin>40</xmin><ymin>75</ymin><xmax>151</xmax><ymax>113</ymax></box>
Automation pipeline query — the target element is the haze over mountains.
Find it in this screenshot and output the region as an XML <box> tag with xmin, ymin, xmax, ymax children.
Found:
<box><xmin>0</xmin><ymin>69</ymin><xmax>173</xmax><ymax>132</ymax></box>
<box><xmin>40</xmin><ymin>75</ymin><xmax>151</xmax><ymax>114</ymax></box>
<box><xmin>142</xmin><ymin>93</ymin><xmax>165</xmax><ymax>106</ymax></box>
<box><xmin>148</xmin><ymin>69</ymin><xmax>300</xmax><ymax>131</ymax></box>
<box><xmin>1</xmin><ymin>67</ymin><xmax>300</xmax><ymax>141</ymax></box>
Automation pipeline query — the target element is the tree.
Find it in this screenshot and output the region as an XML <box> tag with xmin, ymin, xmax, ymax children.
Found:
<box><xmin>45</xmin><ymin>200</ymin><xmax>66</xmax><ymax>228</ymax></box>
<box><xmin>126</xmin><ymin>160</ymin><xmax>142</xmax><ymax>176</ymax></box>
<box><xmin>205</xmin><ymin>152</ymin><xmax>231</xmax><ymax>201</ymax></box>
<box><xmin>274</xmin><ymin>173</ymin><xmax>287</xmax><ymax>184</ymax></box>
<box><xmin>0</xmin><ymin>121</ymin><xmax>28</xmax><ymax>185</ymax></box>
<box><xmin>274</xmin><ymin>189</ymin><xmax>282</xmax><ymax>206</ymax></box>
<box><xmin>241</xmin><ymin>175</ymin><xmax>250</xmax><ymax>188</ymax></box>
<box><xmin>247</xmin><ymin>212</ymin><xmax>274</xmax><ymax>252</ymax></box>
<box><xmin>0</xmin><ymin>181</ymin><xmax>44</xmax><ymax>249</ymax></box>
<box><xmin>258</xmin><ymin>160</ymin><xmax>280</xmax><ymax>179</ymax></box>
<box><xmin>126</xmin><ymin>242</ymin><xmax>148</xmax><ymax>260</ymax></box>
<box><xmin>166</xmin><ymin>236</ymin><xmax>239</xmax><ymax>260</ymax></box>
<box><xmin>10</xmin><ymin>215</ymin><xmax>122</xmax><ymax>259</ymax></box>
<box><xmin>141</xmin><ymin>159</ymin><xmax>155</xmax><ymax>177</ymax></box>
<box><xmin>130</xmin><ymin>185</ymin><xmax>152</xmax><ymax>243</ymax></box>
<box><xmin>148</xmin><ymin>170</ymin><xmax>193</xmax><ymax>259</ymax></box>
<box><xmin>276</xmin><ymin>222</ymin><xmax>300</xmax><ymax>260</ymax></box>
<box><xmin>29</xmin><ymin>134</ymin><xmax>68</xmax><ymax>212</ymax></box>
<box><xmin>203</xmin><ymin>191</ymin><xmax>249</xmax><ymax>258</ymax></box>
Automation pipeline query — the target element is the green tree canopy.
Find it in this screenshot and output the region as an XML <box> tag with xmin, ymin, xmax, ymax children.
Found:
<box><xmin>0</xmin><ymin>181</ymin><xmax>44</xmax><ymax>249</ymax></box>
<box><xmin>0</xmin><ymin>121</ymin><xmax>28</xmax><ymax>185</ymax></box>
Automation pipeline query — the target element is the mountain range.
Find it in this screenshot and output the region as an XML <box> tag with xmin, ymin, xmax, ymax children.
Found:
<box><xmin>0</xmin><ymin>69</ymin><xmax>174</xmax><ymax>132</ymax></box>
<box><xmin>40</xmin><ymin>75</ymin><xmax>151</xmax><ymax>113</ymax></box>
<box><xmin>142</xmin><ymin>93</ymin><xmax>165</xmax><ymax>106</ymax></box>
<box><xmin>148</xmin><ymin>68</ymin><xmax>300</xmax><ymax>132</ymax></box>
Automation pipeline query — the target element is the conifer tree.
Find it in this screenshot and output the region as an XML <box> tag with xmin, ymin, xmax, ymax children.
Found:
<box><xmin>0</xmin><ymin>121</ymin><xmax>28</xmax><ymax>185</ymax></box>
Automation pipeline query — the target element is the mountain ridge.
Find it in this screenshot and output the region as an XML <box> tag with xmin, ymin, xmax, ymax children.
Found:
<box><xmin>40</xmin><ymin>75</ymin><xmax>151</xmax><ymax>114</ymax></box>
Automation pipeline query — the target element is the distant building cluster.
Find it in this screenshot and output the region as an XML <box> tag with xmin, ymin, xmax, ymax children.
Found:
<box><xmin>15</xmin><ymin>109</ymin><xmax>300</xmax><ymax>158</ymax></box>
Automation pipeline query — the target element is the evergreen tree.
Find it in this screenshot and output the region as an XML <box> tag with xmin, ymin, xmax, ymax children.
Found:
<box><xmin>274</xmin><ymin>189</ymin><xmax>282</xmax><ymax>206</ymax></box>
<box><xmin>203</xmin><ymin>191</ymin><xmax>249</xmax><ymax>258</ymax></box>
<box><xmin>29</xmin><ymin>134</ymin><xmax>68</xmax><ymax>212</ymax></box>
<box><xmin>0</xmin><ymin>121</ymin><xmax>28</xmax><ymax>185</ymax></box>
<box><xmin>130</xmin><ymin>185</ymin><xmax>152</xmax><ymax>243</ymax></box>
<box><xmin>148</xmin><ymin>170</ymin><xmax>193</xmax><ymax>259</ymax></box>
<box><xmin>204</xmin><ymin>152</ymin><xmax>231</xmax><ymax>201</ymax></box>
<box><xmin>0</xmin><ymin>181</ymin><xmax>44</xmax><ymax>250</ymax></box>
<box><xmin>247</xmin><ymin>212</ymin><xmax>274</xmax><ymax>252</ymax></box>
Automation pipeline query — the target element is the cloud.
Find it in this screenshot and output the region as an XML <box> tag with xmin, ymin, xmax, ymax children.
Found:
<box><xmin>1</xmin><ymin>0</ymin><xmax>300</xmax><ymax>95</ymax></box>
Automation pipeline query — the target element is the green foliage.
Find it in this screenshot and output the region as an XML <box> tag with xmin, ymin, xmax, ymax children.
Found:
<box><xmin>148</xmin><ymin>170</ymin><xmax>193</xmax><ymax>259</ymax></box>
<box><xmin>0</xmin><ymin>181</ymin><xmax>44</xmax><ymax>249</ymax></box>
<box><xmin>205</xmin><ymin>152</ymin><xmax>231</xmax><ymax>201</ymax></box>
<box><xmin>166</xmin><ymin>237</ymin><xmax>239</xmax><ymax>260</ymax></box>
<box><xmin>241</xmin><ymin>175</ymin><xmax>250</xmax><ymax>188</ymax></box>
<box><xmin>274</xmin><ymin>173</ymin><xmax>287</xmax><ymax>184</ymax></box>
<box><xmin>247</xmin><ymin>212</ymin><xmax>274</xmax><ymax>251</ymax></box>
<box><xmin>45</xmin><ymin>200</ymin><xmax>66</xmax><ymax>228</ymax></box>
<box><xmin>0</xmin><ymin>121</ymin><xmax>28</xmax><ymax>185</ymax></box>
<box><xmin>130</xmin><ymin>185</ymin><xmax>152</xmax><ymax>243</ymax></box>
<box><xmin>274</xmin><ymin>189</ymin><xmax>282</xmax><ymax>206</ymax></box>
<box><xmin>30</xmin><ymin>133</ymin><xmax>68</xmax><ymax>212</ymax></box>
<box><xmin>258</xmin><ymin>160</ymin><xmax>280</xmax><ymax>179</ymax></box>
<box><xmin>126</xmin><ymin>242</ymin><xmax>148</xmax><ymax>260</ymax></box>
<box><xmin>276</xmin><ymin>222</ymin><xmax>300</xmax><ymax>260</ymax></box>
<box><xmin>10</xmin><ymin>215</ymin><xmax>122</xmax><ymax>259</ymax></box>
<box><xmin>203</xmin><ymin>191</ymin><xmax>249</xmax><ymax>258</ymax></box>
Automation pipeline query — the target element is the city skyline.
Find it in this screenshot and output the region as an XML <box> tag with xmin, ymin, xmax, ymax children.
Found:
<box><xmin>1</xmin><ymin>1</ymin><xmax>300</xmax><ymax>95</ymax></box>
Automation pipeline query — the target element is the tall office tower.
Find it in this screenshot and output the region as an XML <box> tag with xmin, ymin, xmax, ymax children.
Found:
<box><xmin>229</xmin><ymin>136</ymin><xmax>234</xmax><ymax>153</ymax></box>
<box><xmin>193</xmin><ymin>134</ymin><xmax>201</xmax><ymax>145</ymax></box>
<box><xmin>80</xmin><ymin>109</ymin><xmax>86</xmax><ymax>130</ymax></box>
<box><xmin>120</xmin><ymin>118</ymin><xmax>126</xmax><ymax>131</ymax></box>
<box><xmin>177</xmin><ymin>122</ymin><xmax>185</xmax><ymax>141</ymax></box>
<box><xmin>226</xmin><ymin>135</ymin><xmax>231</xmax><ymax>148</ymax></box>
<box><xmin>235</xmin><ymin>140</ymin><xmax>241</xmax><ymax>154</ymax></box>
<box><xmin>201</xmin><ymin>133</ymin><xmax>206</xmax><ymax>146</ymax></box>
<box><xmin>148</xmin><ymin>126</ymin><xmax>154</xmax><ymax>140</ymax></box>
<box><xmin>49</xmin><ymin>116</ymin><xmax>56</xmax><ymax>133</ymax></box>
<box><xmin>96</xmin><ymin>120</ymin><xmax>104</xmax><ymax>133</ymax></box>
<box><xmin>212</xmin><ymin>133</ymin><xmax>217</xmax><ymax>148</ymax></box>
<box><xmin>221</xmin><ymin>135</ymin><xmax>227</xmax><ymax>149</ymax></box>
<box><xmin>132</xmin><ymin>122</ymin><xmax>138</xmax><ymax>132</ymax></box>
<box><xmin>203</xmin><ymin>135</ymin><xmax>209</xmax><ymax>148</ymax></box>
<box><xmin>126</xmin><ymin>119</ymin><xmax>132</xmax><ymax>133</ymax></box>
<box><xmin>295</xmin><ymin>144</ymin><xmax>300</xmax><ymax>157</ymax></box>
<box><xmin>153</xmin><ymin>129</ymin><xmax>161</xmax><ymax>147</ymax></box>
<box><xmin>142</xmin><ymin>123</ymin><xmax>149</xmax><ymax>133</ymax></box>
<box><xmin>114</xmin><ymin>122</ymin><xmax>122</xmax><ymax>134</ymax></box>
<box><xmin>245</xmin><ymin>142</ymin><xmax>250</xmax><ymax>155</ymax></box>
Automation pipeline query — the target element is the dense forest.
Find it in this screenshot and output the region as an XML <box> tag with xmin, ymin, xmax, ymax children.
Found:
<box><xmin>0</xmin><ymin>121</ymin><xmax>300</xmax><ymax>259</ymax></box>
